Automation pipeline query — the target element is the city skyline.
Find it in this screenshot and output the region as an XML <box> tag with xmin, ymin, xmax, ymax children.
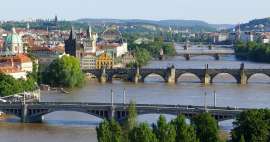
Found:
<box><xmin>1</xmin><ymin>0</ymin><xmax>269</xmax><ymax>24</ymax></box>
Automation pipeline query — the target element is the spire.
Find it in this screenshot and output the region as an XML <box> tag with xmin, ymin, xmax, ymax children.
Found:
<box><xmin>87</xmin><ymin>25</ymin><xmax>92</xmax><ymax>39</ymax></box>
<box><xmin>12</xmin><ymin>27</ymin><xmax>16</xmax><ymax>34</ymax></box>
<box><xmin>69</xmin><ymin>26</ymin><xmax>76</xmax><ymax>40</ymax></box>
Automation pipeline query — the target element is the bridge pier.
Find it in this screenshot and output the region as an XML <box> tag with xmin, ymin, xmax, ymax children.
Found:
<box><xmin>201</xmin><ymin>64</ymin><xmax>211</xmax><ymax>85</ymax></box>
<box><xmin>214</xmin><ymin>54</ymin><xmax>220</xmax><ymax>60</ymax></box>
<box><xmin>239</xmin><ymin>70</ymin><xmax>247</xmax><ymax>85</ymax></box>
<box><xmin>99</xmin><ymin>68</ymin><xmax>107</xmax><ymax>83</ymax></box>
<box><xmin>166</xmin><ymin>66</ymin><xmax>176</xmax><ymax>84</ymax></box>
<box><xmin>21</xmin><ymin>104</ymin><xmax>43</xmax><ymax>123</ymax></box>
<box><xmin>184</xmin><ymin>54</ymin><xmax>190</xmax><ymax>60</ymax></box>
<box><xmin>201</xmin><ymin>73</ymin><xmax>211</xmax><ymax>85</ymax></box>
<box><xmin>132</xmin><ymin>68</ymin><xmax>141</xmax><ymax>83</ymax></box>
<box><xmin>238</xmin><ymin>63</ymin><xmax>247</xmax><ymax>85</ymax></box>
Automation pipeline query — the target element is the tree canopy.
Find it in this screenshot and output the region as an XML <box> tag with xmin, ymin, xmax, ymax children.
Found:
<box><xmin>96</xmin><ymin>119</ymin><xmax>123</xmax><ymax>142</ymax></box>
<box><xmin>152</xmin><ymin>115</ymin><xmax>176</xmax><ymax>142</ymax></box>
<box><xmin>129</xmin><ymin>123</ymin><xmax>157</xmax><ymax>142</ymax></box>
<box><xmin>0</xmin><ymin>74</ymin><xmax>37</xmax><ymax>97</ymax></box>
<box><xmin>192</xmin><ymin>113</ymin><xmax>219</xmax><ymax>142</ymax></box>
<box><xmin>171</xmin><ymin>115</ymin><xmax>199</xmax><ymax>142</ymax></box>
<box><xmin>235</xmin><ymin>41</ymin><xmax>270</xmax><ymax>63</ymax></box>
<box><xmin>231</xmin><ymin>109</ymin><xmax>270</xmax><ymax>142</ymax></box>
<box><xmin>42</xmin><ymin>55</ymin><xmax>84</xmax><ymax>88</ymax></box>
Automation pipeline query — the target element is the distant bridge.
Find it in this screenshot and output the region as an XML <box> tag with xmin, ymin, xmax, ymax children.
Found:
<box><xmin>176</xmin><ymin>49</ymin><xmax>235</xmax><ymax>60</ymax></box>
<box><xmin>173</xmin><ymin>43</ymin><xmax>235</xmax><ymax>60</ymax></box>
<box><xmin>0</xmin><ymin>102</ymin><xmax>246</xmax><ymax>123</ymax></box>
<box><xmin>83</xmin><ymin>64</ymin><xmax>270</xmax><ymax>84</ymax></box>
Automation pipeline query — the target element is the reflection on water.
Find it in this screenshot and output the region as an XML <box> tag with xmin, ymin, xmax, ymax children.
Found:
<box><xmin>1</xmin><ymin>52</ymin><xmax>270</xmax><ymax>142</ymax></box>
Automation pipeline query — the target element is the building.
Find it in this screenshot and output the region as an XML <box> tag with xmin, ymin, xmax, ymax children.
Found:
<box><xmin>3</xmin><ymin>28</ymin><xmax>24</xmax><ymax>54</ymax></box>
<box><xmin>80</xmin><ymin>53</ymin><xmax>96</xmax><ymax>70</ymax></box>
<box><xmin>0</xmin><ymin>54</ymin><xmax>33</xmax><ymax>79</ymax></box>
<box><xmin>29</xmin><ymin>46</ymin><xmax>65</xmax><ymax>65</ymax></box>
<box><xmin>64</xmin><ymin>28</ymin><xmax>77</xmax><ymax>57</ymax></box>
<box><xmin>64</xmin><ymin>26</ymin><xmax>98</xmax><ymax>58</ymax></box>
<box><xmin>97</xmin><ymin>26</ymin><xmax>128</xmax><ymax>57</ymax></box>
<box><xmin>121</xmin><ymin>53</ymin><xmax>135</xmax><ymax>66</ymax></box>
<box><xmin>96</xmin><ymin>52</ymin><xmax>113</xmax><ymax>69</ymax></box>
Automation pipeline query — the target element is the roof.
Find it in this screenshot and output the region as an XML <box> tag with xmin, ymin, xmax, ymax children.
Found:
<box><xmin>0</xmin><ymin>54</ymin><xmax>32</xmax><ymax>63</ymax></box>
<box><xmin>0</xmin><ymin>66</ymin><xmax>22</xmax><ymax>73</ymax></box>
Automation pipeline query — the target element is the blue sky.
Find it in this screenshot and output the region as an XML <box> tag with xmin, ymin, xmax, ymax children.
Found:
<box><xmin>1</xmin><ymin>0</ymin><xmax>269</xmax><ymax>24</ymax></box>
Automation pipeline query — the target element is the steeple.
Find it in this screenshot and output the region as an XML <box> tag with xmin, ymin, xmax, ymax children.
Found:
<box><xmin>69</xmin><ymin>26</ymin><xmax>76</xmax><ymax>40</ymax></box>
<box><xmin>87</xmin><ymin>25</ymin><xmax>92</xmax><ymax>39</ymax></box>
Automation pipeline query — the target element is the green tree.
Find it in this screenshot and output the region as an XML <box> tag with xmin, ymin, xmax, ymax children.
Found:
<box><xmin>152</xmin><ymin>115</ymin><xmax>176</xmax><ymax>142</ymax></box>
<box><xmin>123</xmin><ymin>101</ymin><xmax>138</xmax><ymax>142</ymax></box>
<box><xmin>129</xmin><ymin>123</ymin><xmax>157</xmax><ymax>142</ymax></box>
<box><xmin>192</xmin><ymin>113</ymin><xmax>219</xmax><ymax>142</ymax></box>
<box><xmin>0</xmin><ymin>74</ymin><xmax>36</xmax><ymax>97</ymax></box>
<box><xmin>96</xmin><ymin>120</ymin><xmax>111</xmax><ymax>142</ymax></box>
<box><xmin>239</xmin><ymin>135</ymin><xmax>245</xmax><ymax>142</ymax></box>
<box><xmin>231</xmin><ymin>109</ymin><xmax>270</xmax><ymax>142</ymax></box>
<box><xmin>96</xmin><ymin>119</ymin><xmax>123</xmax><ymax>142</ymax></box>
<box><xmin>171</xmin><ymin>115</ymin><xmax>199</xmax><ymax>142</ymax></box>
<box><xmin>134</xmin><ymin>48</ymin><xmax>151</xmax><ymax>67</ymax></box>
<box><xmin>43</xmin><ymin>55</ymin><xmax>84</xmax><ymax>88</ymax></box>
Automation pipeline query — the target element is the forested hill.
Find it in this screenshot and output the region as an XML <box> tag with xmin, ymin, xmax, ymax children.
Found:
<box><xmin>76</xmin><ymin>18</ymin><xmax>233</xmax><ymax>32</ymax></box>
<box><xmin>238</xmin><ymin>17</ymin><xmax>270</xmax><ymax>32</ymax></box>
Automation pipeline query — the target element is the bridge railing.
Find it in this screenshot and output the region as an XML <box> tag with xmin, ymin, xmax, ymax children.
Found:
<box><xmin>0</xmin><ymin>102</ymin><xmax>249</xmax><ymax>111</ymax></box>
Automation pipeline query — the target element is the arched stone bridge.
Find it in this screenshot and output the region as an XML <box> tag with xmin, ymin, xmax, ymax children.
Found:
<box><xmin>83</xmin><ymin>65</ymin><xmax>270</xmax><ymax>84</ymax></box>
<box><xmin>0</xmin><ymin>102</ymin><xmax>246</xmax><ymax>123</ymax></box>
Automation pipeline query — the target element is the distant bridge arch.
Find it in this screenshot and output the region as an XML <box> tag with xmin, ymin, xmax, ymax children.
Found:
<box><xmin>247</xmin><ymin>73</ymin><xmax>270</xmax><ymax>83</ymax></box>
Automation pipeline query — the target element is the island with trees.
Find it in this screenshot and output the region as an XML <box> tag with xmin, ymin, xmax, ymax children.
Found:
<box><xmin>235</xmin><ymin>41</ymin><xmax>270</xmax><ymax>63</ymax></box>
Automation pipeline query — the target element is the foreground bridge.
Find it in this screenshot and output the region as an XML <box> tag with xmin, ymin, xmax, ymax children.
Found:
<box><xmin>0</xmin><ymin>102</ymin><xmax>246</xmax><ymax>123</ymax></box>
<box><xmin>84</xmin><ymin>64</ymin><xmax>270</xmax><ymax>84</ymax></box>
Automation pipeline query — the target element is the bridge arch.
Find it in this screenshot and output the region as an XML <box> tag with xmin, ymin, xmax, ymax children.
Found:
<box><xmin>247</xmin><ymin>73</ymin><xmax>270</xmax><ymax>83</ymax></box>
<box><xmin>211</xmin><ymin>73</ymin><xmax>238</xmax><ymax>83</ymax></box>
<box><xmin>141</xmin><ymin>73</ymin><xmax>166</xmax><ymax>82</ymax></box>
<box><xmin>176</xmin><ymin>73</ymin><xmax>201</xmax><ymax>83</ymax></box>
<box><xmin>29</xmin><ymin>108</ymin><xmax>109</xmax><ymax>120</ymax></box>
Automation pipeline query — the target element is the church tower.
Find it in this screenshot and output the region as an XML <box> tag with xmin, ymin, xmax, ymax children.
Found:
<box><xmin>64</xmin><ymin>27</ymin><xmax>77</xmax><ymax>57</ymax></box>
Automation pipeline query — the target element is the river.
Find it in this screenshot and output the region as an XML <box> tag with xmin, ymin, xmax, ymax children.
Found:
<box><xmin>1</xmin><ymin>44</ymin><xmax>270</xmax><ymax>142</ymax></box>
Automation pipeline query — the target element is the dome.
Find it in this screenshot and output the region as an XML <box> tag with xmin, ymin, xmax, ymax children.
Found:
<box><xmin>101</xmin><ymin>26</ymin><xmax>123</xmax><ymax>43</ymax></box>
<box><xmin>4</xmin><ymin>28</ymin><xmax>23</xmax><ymax>54</ymax></box>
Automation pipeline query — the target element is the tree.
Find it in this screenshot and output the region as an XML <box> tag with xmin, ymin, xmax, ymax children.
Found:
<box><xmin>129</xmin><ymin>123</ymin><xmax>157</xmax><ymax>142</ymax></box>
<box><xmin>0</xmin><ymin>74</ymin><xmax>36</xmax><ymax>97</ymax></box>
<box><xmin>239</xmin><ymin>135</ymin><xmax>245</xmax><ymax>142</ymax></box>
<box><xmin>192</xmin><ymin>113</ymin><xmax>219</xmax><ymax>142</ymax></box>
<box><xmin>125</xmin><ymin>101</ymin><xmax>138</xmax><ymax>131</ymax></box>
<box><xmin>171</xmin><ymin>115</ymin><xmax>199</xmax><ymax>142</ymax></box>
<box><xmin>96</xmin><ymin>119</ymin><xmax>123</xmax><ymax>142</ymax></box>
<box><xmin>122</xmin><ymin>101</ymin><xmax>138</xmax><ymax>142</ymax></box>
<box><xmin>152</xmin><ymin>115</ymin><xmax>176</xmax><ymax>142</ymax></box>
<box><xmin>96</xmin><ymin>120</ymin><xmax>111</xmax><ymax>142</ymax></box>
<box><xmin>43</xmin><ymin>55</ymin><xmax>84</xmax><ymax>88</ymax></box>
<box><xmin>231</xmin><ymin>109</ymin><xmax>270</xmax><ymax>142</ymax></box>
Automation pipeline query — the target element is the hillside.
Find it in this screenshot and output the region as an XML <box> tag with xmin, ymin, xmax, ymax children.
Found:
<box><xmin>76</xmin><ymin>18</ymin><xmax>231</xmax><ymax>32</ymax></box>
<box><xmin>239</xmin><ymin>17</ymin><xmax>270</xmax><ymax>32</ymax></box>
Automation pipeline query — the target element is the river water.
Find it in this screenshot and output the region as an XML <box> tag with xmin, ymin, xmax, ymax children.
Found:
<box><xmin>1</xmin><ymin>45</ymin><xmax>270</xmax><ymax>142</ymax></box>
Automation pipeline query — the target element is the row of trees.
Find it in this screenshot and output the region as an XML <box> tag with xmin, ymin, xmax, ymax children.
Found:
<box><xmin>235</xmin><ymin>41</ymin><xmax>270</xmax><ymax>62</ymax></box>
<box><xmin>96</xmin><ymin>102</ymin><xmax>222</xmax><ymax>142</ymax></box>
<box><xmin>97</xmin><ymin>102</ymin><xmax>270</xmax><ymax>142</ymax></box>
<box><xmin>0</xmin><ymin>74</ymin><xmax>37</xmax><ymax>97</ymax></box>
<box><xmin>128</xmin><ymin>37</ymin><xmax>176</xmax><ymax>66</ymax></box>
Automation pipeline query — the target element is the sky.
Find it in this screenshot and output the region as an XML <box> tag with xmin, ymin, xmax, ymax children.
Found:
<box><xmin>1</xmin><ymin>0</ymin><xmax>269</xmax><ymax>24</ymax></box>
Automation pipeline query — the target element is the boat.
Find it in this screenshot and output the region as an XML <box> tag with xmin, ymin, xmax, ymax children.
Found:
<box><xmin>60</xmin><ymin>88</ymin><xmax>70</xmax><ymax>94</ymax></box>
